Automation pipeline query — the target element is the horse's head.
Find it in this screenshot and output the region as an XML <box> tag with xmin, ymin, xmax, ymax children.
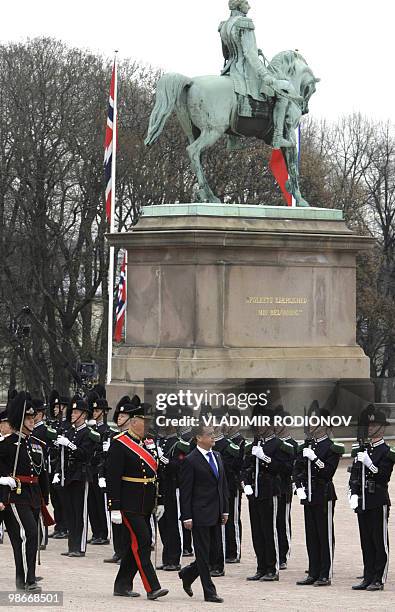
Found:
<box><xmin>269</xmin><ymin>50</ymin><xmax>320</xmax><ymax>114</ymax></box>
<box><xmin>300</xmin><ymin>70</ymin><xmax>320</xmax><ymax>115</ymax></box>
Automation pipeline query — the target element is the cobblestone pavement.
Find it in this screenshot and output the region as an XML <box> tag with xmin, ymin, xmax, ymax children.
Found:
<box><xmin>0</xmin><ymin>461</ymin><xmax>394</xmax><ymax>611</ymax></box>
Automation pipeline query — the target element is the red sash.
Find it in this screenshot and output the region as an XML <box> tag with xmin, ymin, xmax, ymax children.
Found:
<box><xmin>117</xmin><ymin>434</ymin><xmax>158</xmax><ymax>473</ymax></box>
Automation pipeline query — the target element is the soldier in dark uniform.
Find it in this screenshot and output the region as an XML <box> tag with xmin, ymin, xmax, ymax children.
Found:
<box><xmin>210</xmin><ymin>406</ymin><xmax>239</xmax><ymax>576</ymax></box>
<box><xmin>0</xmin><ymin>391</ymin><xmax>49</xmax><ymax>593</ymax></box>
<box><xmin>32</xmin><ymin>398</ymin><xmax>56</xmax><ymax>550</ymax></box>
<box><xmin>222</xmin><ymin>406</ymin><xmax>245</xmax><ymax>564</ymax></box>
<box><xmin>102</xmin><ymin>395</ymin><xmax>136</xmax><ymax>565</ymax></box>
<box><xmin>0</xmin><ymin>407</ymin><xmax>11</xmax><ymax>438</ymax></box>
<box><xmin>54</xmin><ymin>396</ymin><xmax>99</xmax><ymax>557</ymax></box>
<box><xmin>47</xmin><ymin>391</ymin><xmax>71</xmax><ymax>539</ymax></box>
<box><xmin>87</xmin><ymin>393</ymin><xmax>115</xmax><ymax>545</ymax></box>
<box><xmin>242</xmin><ymin>407</ymin><xmax>294</xmax><ymax>582</ymax></box>
<box><xmin>32</xmin><ymin>398</ymin><xmax>58</xmax><ymax>459</ymax></box>
<box><xmin>294</xmin><ymin>406</ymin><xmax>344</xmax><ymax>586</ymax></box>
<box><xmin>349</xmin><ymin>407</ymin><xmax>395</xmax><ymax>591</ymax></box>
<box><xmin>0</xmin><ymin>407</ymin><xmax>11</xmax><ymax>545</ymax></box>
<box><xmin>106</xmin><ymin>400</ymin><xmax>168</xmax><ymax>600</ymax></box>
<box><xmin>32</xmin><ymin>399</ymin><xmax>47</xmax><ymax>440</ymax></box>
<box><xmin>273</xmin><ymin>405</ymin><xmax>298</xmax><ymax>569</ymax></box>
<box><xmin>178</xmin><ymin>405</ymin><xmax>195</xmax><ymax>557</ymax></box>
<box><xmin>157</xmin><ymin>405</ymin><xmax>191</xmax><ymax>571</ymax></box>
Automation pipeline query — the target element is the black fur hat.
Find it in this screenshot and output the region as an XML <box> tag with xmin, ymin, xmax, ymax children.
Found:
<box><xmin>92</xmin><ymin>384</ymin><xmax>106</xmax><ymax>399</ymax></box>
<box><xmin>87</xmin><ymin>390</ymin><xmax>100</xmax><ymax>411</ymax></box>
<box><xmin>6</xmin><ymin>389</ymin><xmax>18</xmax><ymax>410</ymax></box>
<box><xmin>66</xmin><ymin>395</ymin><xmax>91</xmax><ymax>421</ymax></box>
<box><xmin>70</xmin><ymin>396</ymin><xmax>90</xmax><ymax>413</ymax></box>
<box><xmin>96</xmin><ymin>398</ymin><xmax>110</xmax><ymax>411</ymax></box>
<box><xmin>49</xmin><ymin>389</ymin><xmax>60</xmax><ymax>409</ymax></box>
<box><xmin>367</xmin><ymin>407</ymin><xmax>389</xmax><ymax>427</ymax></box>
<box><xmin>32</xmin><ymin>398</ymin><xmax>45</xmax><ymax>414</ymax></box>
<box><xmin>8</xmin><ymin>391</ymin><xmax>35</xmax><ymax>430</ymax></box>
<box><xmin>87</xmin><ymin>391</ymin><xmax>110</xmax><ymax>420</ymax></box>
<box><xmin>48</xmin><ymin>389</ymin><xmax>60</xmax><ymax>418</ymax></box>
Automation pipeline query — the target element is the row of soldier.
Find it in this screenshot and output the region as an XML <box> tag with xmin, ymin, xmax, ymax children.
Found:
<box><xmin>0</xmin><ymin>390</ymin><xmax>394</xmax><ymax>600</ymax></box>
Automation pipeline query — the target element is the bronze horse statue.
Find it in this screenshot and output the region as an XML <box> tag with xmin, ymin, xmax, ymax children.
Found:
<box><xmin>145</xmin><ymin>50</ymin><xmax>319</xmax><ymax>207</ymax></box>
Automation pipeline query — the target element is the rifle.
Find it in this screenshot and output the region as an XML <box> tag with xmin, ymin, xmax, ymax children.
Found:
<box><xmin>303</xmin><ymin>406</ymin><xmax>313</xmax><ymax>503</ymax></box>
<box><xmin>355</xmin><ymin>437</ymin><xmax>371</xmax><ymax>511</ymax></box>
<box><xmin>253</xmin><ymin>435</ymin><xmax>260</xmax><ymax>498</ymax></box>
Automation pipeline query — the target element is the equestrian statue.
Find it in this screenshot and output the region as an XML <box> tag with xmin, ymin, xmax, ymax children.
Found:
<box><xmin>145</xmin><ymin>0</ymin><xmax>320</xmax><ymax>207</ymax></box>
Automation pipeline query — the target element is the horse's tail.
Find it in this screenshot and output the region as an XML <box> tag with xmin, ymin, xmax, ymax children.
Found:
<box><xmin>145</xmin><ymin>73</ymin><xmax>192</xmax><ymax>146</ymax></box>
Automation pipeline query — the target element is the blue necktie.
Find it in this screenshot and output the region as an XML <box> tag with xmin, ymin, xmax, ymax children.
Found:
<box><xmin>207</xmin><ymin>451</ymin><xmax>219</xmax><ymax>479</ymax></box>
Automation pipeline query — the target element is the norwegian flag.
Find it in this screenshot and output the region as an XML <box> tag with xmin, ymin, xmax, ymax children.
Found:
<box><xmin>114</xmin><ymin>253</ymin><xmax>126</xmax><ymax>342</ymax></box>
<box><xmin>269</xmin><ymin>149</ymin><xmax>292</xmax><ymax>206</ymax></box>
<box><xmin>104</xmin><ymin>61</ymin><xmax>116</xmax><ymax>223</ymax></box>
<box><xmin>269</xmin><ymin>126</ymin><xmax>301</xmax><ymax>207</ymax></box>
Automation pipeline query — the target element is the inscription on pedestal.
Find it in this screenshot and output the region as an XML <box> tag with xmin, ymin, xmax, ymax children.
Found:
<box><xmin>246</xmin><ymin>296</ymin><xmax>308</xmax><ymax>317</ymax></box>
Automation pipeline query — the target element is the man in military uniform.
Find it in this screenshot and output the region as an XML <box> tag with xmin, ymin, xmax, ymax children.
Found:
<box><xmin>210</xmin><ymin>406</ymin><xmax>243</xmax><ymax>575</ymax></box>
<box><xmin>54</xmin><ymin>396</ymin><xmax>99</xmax><ymax>557</ymax></box>
<box><xmin>87</xmin><ymin>394</ymin><xmax>114</xmax><ymax>545</ymax></box>
<box><xmin>273</xmin><ymin>405</ymin><xmax>298</xmax><ymax>569</ymax></box>
<box><xmin>178</xmin><ymin>405</ymin><xmax>195</xmax><ymax>557</ymax></box>
<box><xmin>293</xmin><ymin>406</ymin><xmax>344</xmax><ymax>586</ymax></box>
<box><xmin>219</xmin><ymin>0</ymin><xmax>299</xmax><ymax>149</ymax></box>
<box><xmin>0</xmin><ymin>407</ymin><xmax>11</xmax><ymax>439</ymax></box>
<box><xmin>32</xmin><ymin>398</ymin><xmax>56</xmax><ymax>550</ymax></box>
<box><xmin>242</xmin><ymin>407</ymin><xmax>294</xmax><ymax>582</ymax></box>
<box><xmin>47</xmin><ymin>390</ymin><xmax>71</xmax><ymax>539</ymax></box>
<box><xmin>222</xmin><ymin>406</ymin><xmax>245</xmax><ymax>564</ymax></box>
<box><xmin>349</xmin><ymin>407</ymin><xmax>395</xmax><ymax>591</ymax></box>
<box><xmin>157</xmin><ymin>405</ymin><xmax>190</xmax><ymax>571</ymax></box>
<box><xmin>103</xmin><ymin>395</ymin><xmax>137</xmax><ymax>565</ymax></box>
<box><xmin>0</xmin><ymin>406</ymin><xmax>11</xmax><ymax>545</ymax></box>
<box><xmin>106</xmin><ymin>400</ymin><xmax>168</xmax><ymax>600</ymax></box>
<box><xmin>0</xmin><ymin>391</ymin><xmax>49</xmax><ymax>593</ymax></box>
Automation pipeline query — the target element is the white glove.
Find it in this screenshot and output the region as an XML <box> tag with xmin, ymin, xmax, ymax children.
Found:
<box><xmin>252</xmin><ymin>445</ymin><xmax>263</xmax><ymax>458</ymax></box>
<box><xmin>244</xmin><ymin>484</ymin><xmax>254</xmax><ymax>496</ymax></box>
<box><xmin>303</xmin><ymin>447</ymin><xmax>317</xmax><ymax>461</ymax></box>
<box><xmin>155</xmin><ymin>505</ymin><xmax>165</xmax><ymax>521</ymax></box>
<box><xmin>52</xmin><ymin>473</ymin><xmax>60</xmax><ymax>485</ymax></box>
<box><xmin>157</xmin><ymin>446</ymin><xmax>164</xmax><ymax>459</ymax></box>
<box><xmin>56</xmin><ymin>435</ymin><xmax>71</xmax><ymax>447</ymax></box>
<box><xmin>111</xmin><ymin>510</ymin><xmax>122</xmax><ymax>524</ymax></box>
<box><xmin>296</xmin><ymin>487</ymin><xmax>307</xmax><ymax>500</ymax></box>
<box><xmin>0</xmin><ymin>476</ymin><xmax>17</xmax><ymax>488</ymax></box>
<box><xmin>98</xmin><ymin>477</ymin><xmax>107</xmax><ymax>489</ymax></box>
<box><xmin>102</xmin><ymin>440</ymin><xmax>111</xmax><ymax>452</ymax></box>
<box><xmin>252</xmin><ymin>445</ymin><xmax>271</xmax><ymax>463</ymax></box>
<box><xmin>357</xmin><ymin>451</ymin><xmax>373</xmax><ymax>469</ymax></box>
<box><xmin>349</xmin><ymin>494</ymin><xmax>359</xmax><ymax>510</ymax></box>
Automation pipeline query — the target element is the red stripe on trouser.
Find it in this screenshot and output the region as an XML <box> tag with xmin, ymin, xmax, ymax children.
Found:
<box><xmin>121</xmin><ymin>512</ymin><xmax>151</xmax><ymax>592</ymax></box>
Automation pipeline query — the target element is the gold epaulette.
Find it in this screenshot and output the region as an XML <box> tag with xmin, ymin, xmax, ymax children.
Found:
<box><xmin>113</xmin><ymin>431</ymin><xmax>125</xmax><ymax>440</ymax></box>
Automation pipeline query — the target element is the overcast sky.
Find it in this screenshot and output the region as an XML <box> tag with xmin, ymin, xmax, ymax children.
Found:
<box><xmin>3</xmin><ymin>0</ymin><xmax>395</xmax><ymax>122</ymax></box>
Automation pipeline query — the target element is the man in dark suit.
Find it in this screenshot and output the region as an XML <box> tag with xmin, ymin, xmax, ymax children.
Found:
<box><xmin>179</xmin><ymin>423</ymin><xmax>229</xmax><ymax>603</ymax></box>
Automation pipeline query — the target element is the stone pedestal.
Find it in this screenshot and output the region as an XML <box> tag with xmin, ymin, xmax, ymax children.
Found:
<box><xmin>106</xmin><ymin>204</ymin><xmax>373</xmax><ymax>405</ymax></box>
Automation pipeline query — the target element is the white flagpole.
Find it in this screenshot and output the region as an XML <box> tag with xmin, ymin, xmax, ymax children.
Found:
<box><xmin>107</xmin><ymin>51</ymin><xmax>118</xmax><ymax>386</ymax></box>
